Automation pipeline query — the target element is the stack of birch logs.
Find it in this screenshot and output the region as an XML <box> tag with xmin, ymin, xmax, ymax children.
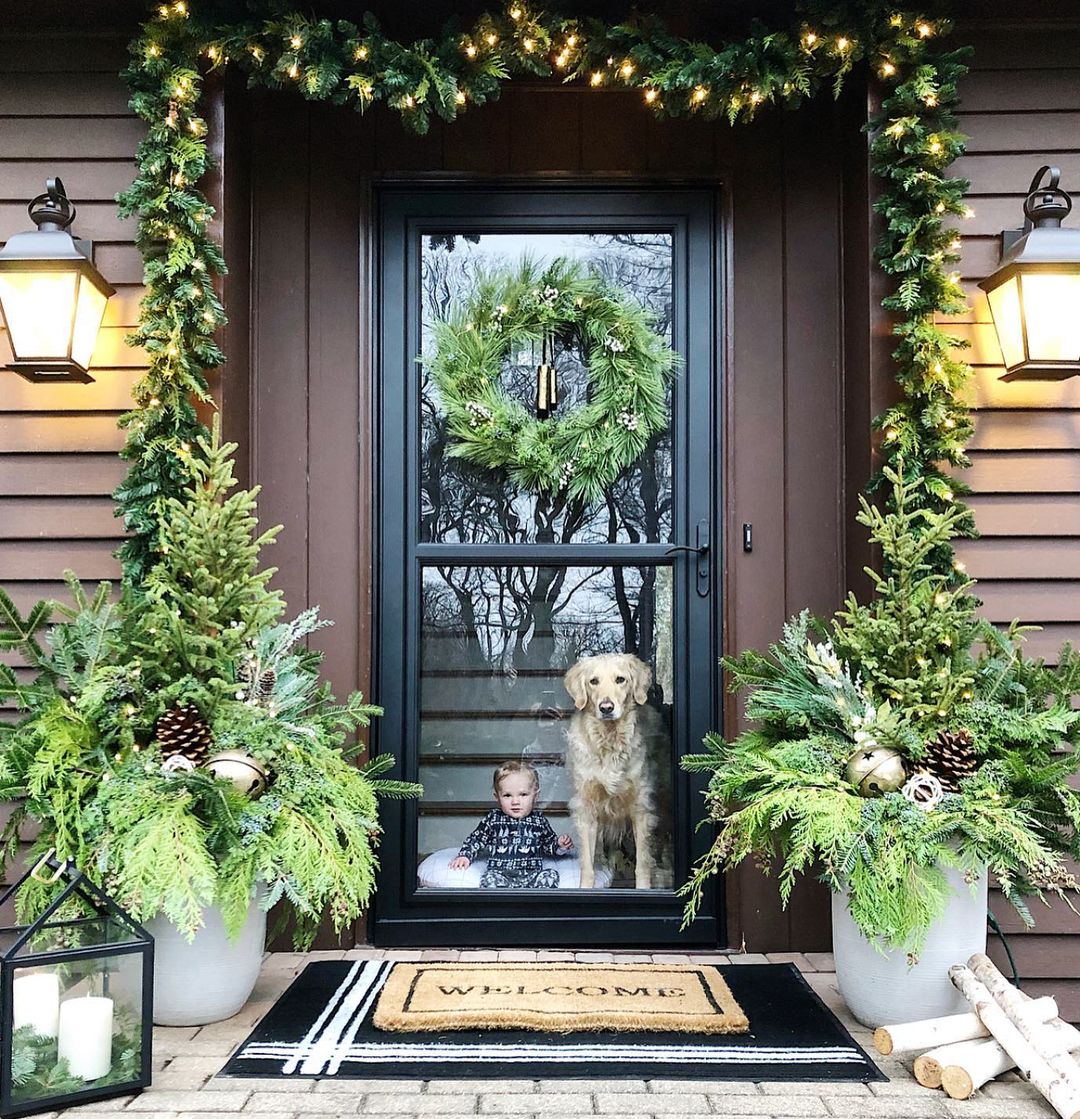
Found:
<box><xmin>872</xmin><ymin>953</ymin><xmax>1080</xmax><ymax>1119</ymax></box>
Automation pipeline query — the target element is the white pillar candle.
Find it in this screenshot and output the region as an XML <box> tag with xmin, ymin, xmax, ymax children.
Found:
<box><xmin>57</xmin><ymin>995</ymin><xmax>113</xmax><ymax>1081</ymax></box>
<box><xmin>12</xmin><ymin>972</ymin><xmax>60</xmax><ymax>1038</ymax></box>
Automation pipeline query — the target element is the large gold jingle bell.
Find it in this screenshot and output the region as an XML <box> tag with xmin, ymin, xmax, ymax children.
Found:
<box><xmin>205</xmin><ymin>750</ymin><xmax>269</xmax><ymax>798</ymax></box>
<box><xmin>845</xmin><ymin>745</ymin><xmax>906</xmax><ymax>797</ymax></box>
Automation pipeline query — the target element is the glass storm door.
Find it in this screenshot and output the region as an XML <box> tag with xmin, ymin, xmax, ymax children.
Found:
<box><xmin>373</xmin><ymin>187</ymin><xmax>721</xmax><ymax>947</ymax></box>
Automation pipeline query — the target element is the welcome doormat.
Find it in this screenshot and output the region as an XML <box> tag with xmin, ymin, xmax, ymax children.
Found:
<box><xmin>372</xmin><ymin>962</ymin><xmax>749</xmax><ymax>1034</ymax></box>
<box><xmin>220</xmin><ymin>960</ymin><xmax>884</xmax><ymax>1081</ymax></box>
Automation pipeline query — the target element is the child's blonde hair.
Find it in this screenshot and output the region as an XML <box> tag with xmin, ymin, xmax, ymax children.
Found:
<box><xmin>492</xmin><ymin>759</ymin><xmax>540</xmax><ymax>793</ymax></box>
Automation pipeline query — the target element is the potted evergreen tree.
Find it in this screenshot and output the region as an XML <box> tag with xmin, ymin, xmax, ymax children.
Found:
<box><xmin>682</xmin><ymin>470</ymin><xmax>1080</xmax><ymax>1027</ymax></box>
<box><xmin>0</xmin><ymin>422</ymin><xmax>419</xmax><ymax>1025</ymax></box>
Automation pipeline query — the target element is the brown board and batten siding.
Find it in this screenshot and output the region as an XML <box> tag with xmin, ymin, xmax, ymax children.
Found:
<box><xmin>944</xmin><ymin>22</ymin><xmax>1080</xmax><ymax>1018</ymax></box>
<box><xmin>0</xmin><ymin>32</ymin><xmax>138</xmax><ymax>619</ymax></box>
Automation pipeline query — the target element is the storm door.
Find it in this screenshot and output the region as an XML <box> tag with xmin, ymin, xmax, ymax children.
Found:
<box><xmin>373</xmin><ymin>187</ymin><xmax>721</xmax><ymax>946</ymax></box>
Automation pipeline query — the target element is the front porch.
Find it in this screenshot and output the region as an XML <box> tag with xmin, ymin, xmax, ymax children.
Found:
<box><xmin>83</xmin><ymin>949</ymin><xmax>1051</xmax><ymax>1119</ymax></box>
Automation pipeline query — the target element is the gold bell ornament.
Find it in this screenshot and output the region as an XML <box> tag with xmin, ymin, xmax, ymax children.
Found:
<box><xmin>844</xmin><ymin>744</ymin><xmax>906</xmax><ymax>796</ymax></box>
<box><xmin>204</xmin><ymin>750</ymin><xmax>270</xmax><ymax>798</ymax></box>
<box><xmin>535</xmin><ymin>330</ymin><xmax>557</xmax><ymax>419</ymax></box>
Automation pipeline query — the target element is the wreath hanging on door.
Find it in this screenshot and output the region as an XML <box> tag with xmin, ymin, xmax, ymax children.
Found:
<box><xmin>424</xmin><ymin>257</ymin><xmax>678</xmax><ymax>504</ymax></box>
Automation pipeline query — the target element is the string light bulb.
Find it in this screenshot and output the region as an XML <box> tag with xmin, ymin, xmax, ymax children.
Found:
<box><xmin>644</xmin><ymin>87</ymin><xmax>659</xmax><ymax>104</ymax></box>
<box><xmin>567</xmin><ymin>34</ymin><xmax>578</xmax><ymax>47</ymax></box>
<box><xmin>928</xmin><ymin>138</ymin><xmax>943</xmax><ymax>154</ymax></box>
<box><xmin>465</xmin><ymin>42</ymin><xmax>477</xmax><ymax>58</ymax></box>
<box><xmin>523</xmin><ymin>37</ymin><xmax>535</xmax><ymax>52</ymax></box>
<box><xmin>881</xmin><ymin>59</ymin><xmax>896</xmax><ymax>77</ymax></box>
<box><xmin>836</xmin><ymin>36</ymin><xmax>850</xmax><ymax>51</ymax></box>
<box><xmin>404</xmin><ymin>93</ymin><xmax>415</xmax><ymax>108</ymax></box>
<box><xmin>355</xmin><ymin>44</ymin><xmax>369</xmax><ymax>60</ymax></box>
<box><xmin>485</xmin><ymin>32</ymin><xmax>498</xmax><ymax>46</ymax></box>
<box><xmin>173</xmin><ymin>1</ymin><xmax>186</xmax><ymax>13</ymax></box>
<box><xmin>924</xmin><ymin>92</ymin><xmax>938</xmax><ymax>106</ymax></box>
<box><xmin>692</xmin><ymin>85</ymin><xmax>709</xmax><ymax>104</ymax></box>
<box><xmin>251</xmin><ymin>45</ymin><xmax>265</xmax><ymax>62</ymax></box>
<box><xmin>917</xmin><ymin>21</ymin><xmax>934</xmax><ymax>37</ymax></box>
<box><xmin>455</xmin><ymin>89</ymin><xmax>467</xmax><ymax>104</ymax></box>
<box><xmin>147</xmin><ymin>43</ymin><xmax>161</xmax><ymax>58</ymax></box>
<box><xmin>884</xmin><ymin>427</ymin><xmax>899</xmax><ymax>441</ymax></box>
<box><xmin>804</xmin><ymin>31</ymin><xmax>818</xmax><ymax>47</ymax></box>
<box><xmin>288</xmin><ymin>62</ymin><xmax>299</xmax><ymax>78</ymax></box>
<box><xmin>290</xmin><ymin>34</ymin><xmax>303</xmax><ymax>49</ymax></box>
<box><xmin>749</xmin><ymin>90</ymin><xmax>763</xmax><ymax>105</ymax></box>
<box><xmin>619</xmin><ymin>59</ymin><xmax>634</xmax><ymax>78</ymax></box>
<box><xmin>590</xmin><ymin>70</ymin><xmax>603</xmax><ymax>86</ymax></box>
<box><xmin>555</xmin><ymin>50</ymin><xmax>569</xmax><ymax>67</ymax></box>
<box><xmin>510</xmin><ymin>5</ymin><xmax>523</xmax><ymax>19</ymax></box>
<box><xmin>158</xmin><ymin>4</ymin><xmax>169</xmax><ymax>17</ymax></box>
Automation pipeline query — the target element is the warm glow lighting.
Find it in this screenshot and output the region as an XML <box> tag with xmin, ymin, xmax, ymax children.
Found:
<box><xmin>288</xmin><ymin>63</ymin><xmax>299</xmax><ymax>78</ymax></box>
<box><xmin>804</xmin><ymin>32</ymin><xmax>818</xmax><ymax>47</ymax></box>
<box><xmin>980</xmin><ymin>165</ymin><xmax>1080</xmax><ymax>381</ymax></box>
<box><xmin>590</xmin><ymin>71</ymin><xmax>603</xmax><ymax>86</ymax></box>
<box><xmin>355</xmin><ymin>45</ymin><xmax>369</xmax><ymax>60</ymax></box>
<box><xmin>881</xmin><ymin>60</ymin><xmax>896</xmax><ymax>77</ymax></box>
<box><xmin>465</xmin><ymin>43</ymin><xmax>477</xmax><ymax>58</ymax></box>
<box><xmin>523</xmin><ymin>37</ymin><xmax>535</xmax><ymax>52</ymax></box>
<box><xmin>692</xmin><ymin>85</ymin><xmax>708</xmax><ymax>103</ymax></box>
<box><xmin>555</xmin><ymin>51</ymin><xmax>569</xmax><ymax>67</ymax></box>
<box><xmin>455</xmin><ymin>90</ymin><xmax>466</xmax><ymax>104</ymax></box>
<box><xmin>619</xmin><ymin>60</ymin><xmax>634</xmax><ymax>78</ymax></box>
<box><xmin>510</xmin><ymin>5</ymin><xmax>523</xmax><ymax>18</ymax></box>
<box><xmin>836</xmin><ymin>37</ymin><xmax>850</xmax><ymax>51</ymax></box>
<box><xmin>644</xmin><ymin>88</ymin><xmax>658</xmax><ymax>103</ymax></box>
<box><xmin>567</xmin><ymin>34</ymin><xmax>578</xmax><ymax>47</ymax></box>
<box><xmin>0</xmin><ymin>179</ymin><xmax>114</xmax><ymax>383</ymax></box>
<box><xmin>485</xmin><ymin>32</ymin><xmax>498</xmax><ymax>46</ymax></box>
<box><xmin>290</xmin><ymin>35</ymin><xmax>303</xmax><ymax>49</ymax></box>
<box><xmin>917</xmin><ymin>22</ymin><xmax>933</xmax><ymax>37</ymax></box>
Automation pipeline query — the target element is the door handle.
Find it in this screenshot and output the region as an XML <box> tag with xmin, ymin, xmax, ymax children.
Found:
<box><xmin>665</xmin><ymin>519</ymin><xmax>711</xmax><ymax>597</ymax></box>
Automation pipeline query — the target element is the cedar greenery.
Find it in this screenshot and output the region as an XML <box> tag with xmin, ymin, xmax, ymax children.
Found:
<box><xmin>0</xmin><ymin>422</ymin><xmax>420</xmax><ymax>947</ymax></box>
<box><xmin>681</xmin><ymin>469</ymin><xmax>1080</xmax><ymax>954</ymax></box>
<box><xmin>425</xmin><ymin>256</ymin><xmax>677</xmax><ymax>504</ymax></box>
<box><xmin>116</xmin><ymin>1</ymin><xmax>971</xmax><ymax>580</ymax></box>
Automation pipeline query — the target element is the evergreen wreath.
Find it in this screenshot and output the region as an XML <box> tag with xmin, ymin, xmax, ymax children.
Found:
<box><xmin>116</xmin><ymin>0</ymin><xmax>974</xmax><ymax>582</ymax></box>
<box><xmin>426</xmin><ymin>257</ymin><xmax>677</xmax><ymax>504</ymax></box>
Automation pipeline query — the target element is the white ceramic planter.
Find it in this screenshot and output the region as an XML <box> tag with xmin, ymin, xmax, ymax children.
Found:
<box><xmin>832</xmin><ymin>864</ymin><xmax>988</xmax><ymax>1028</ymax></box>
<box><xmin>147</xmin><ymin>895</ymin><xmax>267</xmax><ymax>1026</ymax></box>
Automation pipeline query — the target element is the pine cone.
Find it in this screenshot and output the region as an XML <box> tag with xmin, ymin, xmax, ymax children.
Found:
<box><xmin>154</xmin><ymin>703</ymin><xmax>213</xmax><ymax>765</ymax></box>
<box><xmin>922</xmin><ymin>727</ymin><xmax>977</xmax><ymax>792</ymax></box>
<box><xmin>256</xmin><ymin>667</ymin><xmax>277</xmax><ymax>700</ymax></box>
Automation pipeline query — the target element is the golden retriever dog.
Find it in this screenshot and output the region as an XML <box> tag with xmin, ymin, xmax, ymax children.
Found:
<box><xmin>563</xmin><ymin>652</ymin><xmax>667</xmax><ymax>889</ymax></box>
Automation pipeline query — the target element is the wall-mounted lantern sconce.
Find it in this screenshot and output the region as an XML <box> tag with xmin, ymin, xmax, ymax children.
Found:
<box><xmin>0</xmin><ymin>178</ymin><xmax>115</xmax><ymax>384</ymax></box>
<box><xmin>979</xmin><ymin>165</ymin><xmax>1080</xmax><ymax>382</ymax></box>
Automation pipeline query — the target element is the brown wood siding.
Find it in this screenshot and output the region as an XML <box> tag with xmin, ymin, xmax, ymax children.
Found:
<box><xmin>247</xmin><ymin>86</ymin><xmax>853</xmax><ymax>952</ymax></box>
<box><xmin>937</xmin><ymin>24</ymin><xmax>1080</xmax><ymax>1005</ymax></box>
<box><xmin>0</xmin><ymin>32</ymin><xmax>135</xmax><ymax>698</ymax></box>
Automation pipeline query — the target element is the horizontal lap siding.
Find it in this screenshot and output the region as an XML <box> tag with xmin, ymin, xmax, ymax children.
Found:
<box><xmin>0</xmin><ymin>34</ymin><xmax>136</xmax><ymax>709</ymax></box>
<box><xmin>948</xmin><ymin>25</ymin><xmax>1080</xmax><ymax>1006</ymax></box>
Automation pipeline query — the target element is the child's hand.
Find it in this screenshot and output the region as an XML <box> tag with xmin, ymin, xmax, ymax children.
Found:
<box><xmin>557</xmin><ymin>834</ymin><xmax>574</xmax><ymax>850</ymax></box>
<box><xmin>448</xmin><ymin>856</ymin><xmax>471</xmax><ymax>870</ymax></box>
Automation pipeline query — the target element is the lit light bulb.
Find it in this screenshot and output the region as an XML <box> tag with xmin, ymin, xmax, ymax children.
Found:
<box><xmin>881</xmin><ymin>60</ymin><xmax>896</xmax><ymax>76</ymax></box>
<box><xmin>884</xmin><ymin>427</ymin><xmax>899</xmax><ymax>441</ymax></box>
<box><xmin>510</xmin><ymin>5</ymin><xmax>523</xmax><ymax>19</ymax></box>
<box><xmin>251</xmin><ymin>46</ymin><xmax>265</xmax><ymax>62</ymax></box>
<box><xmin>290</xmin><ymin>35</ymin><xmax>303</xmax><ymax>49</ymax></box>
<box><xmin>836</xmin><ymin>37</ymin><xmax>850</xmax><ymax>51</ymax></box>
<box><xmin>465</xmin><ymin>42</ymin><xmax>477</xmax><ymax>58</ymax></box>
<box><xmin>887</xmin><ymin>121</ymin><xmax>905</xmax><ymax>137</ymax></box>
<box><xmin>933</xmin><ymin>361</ymin><xmax>944</xmax><ymax>374</ymax></box>
<box><xmin>749</xmin><ymin>90</ymin><xmax>763</xmax><ymax>104</ymax></box>
<box><xmin>288</xmin><ymin>62</ymin><xmax>299</xmax><ymax>78</ymax></box>
<box><xmin>644</xmin><ymin>88</ymin><xmax>659</xmax><ymax>104</ymax></box>
<box><xmin>889</xmin><ymin>13</ymin><xmax>904</xmax><ymax>27</ymax></box>
<box><xmin>485</xmin><ymin>32</ymin><xmax>498</xmax><ymax>46</ymax></box>
<box><xmin>567</xmin><ymin>34</ymin><xmax>578</xmax><ymax>47</ymax></box>
<box><xmin>804</xmin><ymin>31</ymin><xmax>818</xmax><ymax>47</ymax></box>
<box><xmin>929</xmin><ymin>138</ymin><xmax>943</xmax><ymax>154</ymax></box>
<box><xmin>147</xmin><ymin>43</ymin><xmax>161</xmax><ymax>57</ymax></box>
<box><xmin>619</xmin><ymin>59</ymin><xmax>634</xmax><ymax>78</ymax></box>
<box><xmin>158</xmin><ymin>4</ymin><xmax>169</xmax><ymax>16</ymax></box>
<box><xmin>692</xmin><ymin>85</ymin><xmax>708</xmax><ymax>103</ymax></box>
<box><xmin>355</xmin><ymin>45</ymin><xmax>369</xmax><ymax>60</ymax></box>
<box><xmin>404</xmin><ymin>94</ymin><xmax>415</xmax><ymax>108</ymax></box>
<box><xmin>590</xmin><ymin>71</ymin><xmax>603</xmax><ymax>86</ymax></box>
<box><xmin>523</xmin><ymin>38</ymin><xmax>535</xmax><ymax>52</ymax></box>
<box><xmin>924</xmin><ymin>92</ymin><xmax>938</xmax><ymax>106</ymax></box>
<box><xmin>917</xmin><ymin>21</ymin><xmax>933</xmax><ymax>38</ymax></box>
<box><xmin>555</xmin><ymin>51</ymin><xmax>569</xmax><ymax>67</ymax></box>
<box><xmin>173</xmin><ymin>0</ymin><xmax>186</xmax><ymax>13</ymax></box>
<box><xmin>455</xmin><ymin>89</ymin><xmax>466</xmax><ymax>104</ymax></box>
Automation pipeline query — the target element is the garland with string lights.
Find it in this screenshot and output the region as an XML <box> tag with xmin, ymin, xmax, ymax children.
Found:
<box><xmin>116</xmin><ymin>0</ymin><xmax>974</xmax><ymax>581</ymax></box>
<box><xmin>425</xmin><ymin>256</ymin><xmax>678</xmax><ymax>504</ymax></box>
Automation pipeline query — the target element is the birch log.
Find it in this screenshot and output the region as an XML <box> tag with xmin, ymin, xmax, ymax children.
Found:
<box><xmin>950</xmin><ymin>964</ymin><xmax>1080</xmax><ymax>1119</ymax></box>
<box><xmin>873</xmin><ymin>997</ymin><xmax>1058</xmax><ymax>1055</ymax></box>
<box><xmin>915</xmin><ymin>1011</ymin><xmax>1068</xmax><ymax>1092</ymax></box>
<box><xmin>942</xmin><ymin>1022</ymin><xmax>1080</xmax><ymax>1101</ymax></box>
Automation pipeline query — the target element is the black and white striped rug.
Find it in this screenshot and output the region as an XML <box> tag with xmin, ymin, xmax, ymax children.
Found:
<box><xmin>220</xmin><ymin>961</ymin><xmax>883</xmax><ymax>1081</ymax></box>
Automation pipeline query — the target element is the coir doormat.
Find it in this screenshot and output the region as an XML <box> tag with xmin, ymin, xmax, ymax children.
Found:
<box><xmin>220</xmin><ymin>960</ymin><xmax>884</xmax><ymax>1081</ymax></box>
<box><xmin>373</xmin><ymin>962</ymin><xmax>749</xmax><ymax>1034</ymax></box>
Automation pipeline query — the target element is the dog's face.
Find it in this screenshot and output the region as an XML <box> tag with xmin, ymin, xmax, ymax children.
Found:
<box><xmin>563</xmin><ymin>654</ymin><xmax>651</xmax><ymax>721</ymax></box>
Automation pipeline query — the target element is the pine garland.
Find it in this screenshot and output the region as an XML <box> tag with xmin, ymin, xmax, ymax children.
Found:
<box><xmin>425</xmin><ymin>256</ymin><xmax>677</xmax><ymax>504</ymax></box>
<box><xmin>116</xmin><ymin>0</ymin><xmax>972</xmax><ymax>579</ymax></box>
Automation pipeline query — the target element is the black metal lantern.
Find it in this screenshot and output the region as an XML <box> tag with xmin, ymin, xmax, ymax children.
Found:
<box><xmin>0</xmin><ymin>178</ymin><xmax>115</xmax><ymax>384</ymax></box>
<box><xmin>979</xmin><ymin>166</ymin><xmax>1080</xmax><ymax>382</ymax></box>
<box><xmin>0</xmin><ymin>851</ymin><xmax>153</xmax><ymax>1118</ymax></box>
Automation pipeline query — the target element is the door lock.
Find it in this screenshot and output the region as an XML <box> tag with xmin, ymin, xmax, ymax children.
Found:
<box><xmin>665</xmin><ymin>519</ymin><xmax>711</xmax><ymax>597</ymax></box>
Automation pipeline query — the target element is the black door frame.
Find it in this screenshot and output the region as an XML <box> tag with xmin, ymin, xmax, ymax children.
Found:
<box><xmin>371</xmin><ymin>183</ymin><xmax>723</xmax><ymax>947</ymax></box>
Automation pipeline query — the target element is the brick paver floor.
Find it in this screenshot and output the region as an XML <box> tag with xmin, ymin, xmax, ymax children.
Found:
<box><xmin>50</xmin><ymin>949</ymin><xmax>1056</xmax><ymax>1119</ymax></box>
